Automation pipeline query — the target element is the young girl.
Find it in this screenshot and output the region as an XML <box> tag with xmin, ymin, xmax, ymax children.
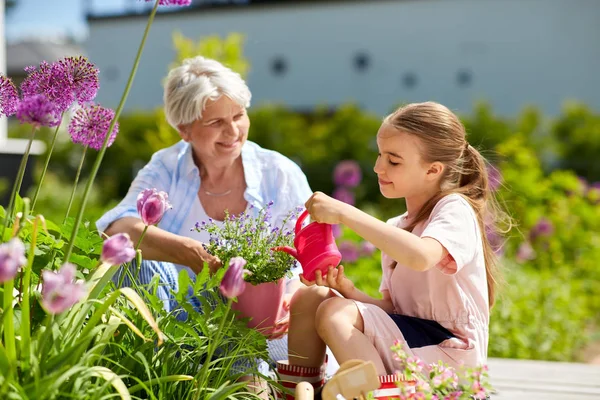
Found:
<box><xmin>277</xmin><ymin>101</ymin><xmax>505</xmax><ymax>395</ymax></box>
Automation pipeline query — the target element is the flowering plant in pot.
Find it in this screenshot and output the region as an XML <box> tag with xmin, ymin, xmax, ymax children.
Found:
<box><xmin>390</xmin><ymin>342</ymin><xmax>493</xmax><ymax>400</ymax></box>
<box><xmin>195</xmin><ymin>201</ymin><xmax>302</xmax><ymax>336</ymax></box>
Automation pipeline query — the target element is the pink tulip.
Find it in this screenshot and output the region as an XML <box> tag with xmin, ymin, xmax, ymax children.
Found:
<box><xmin>220</xmin><ymin>257</ymin><xmax>247</xmax><ymax>299</ymax></box>
<box><xmin>0</xmin><ymin>238</ymin><xmax>27</xmax><ymax>283</ymax></box>
<box><xmin>41</xmin><ymin>263</ymin><xmax>85</xmax><ymax>314</ymax></box>
<box><xmin>101</xmin><ymin>233</ymin><xmax>136</xmax><ymax>265</ymax></box>
<box><xmin>137</xmin><ymin>188</ymin><xmax>172</xmax><ymax>226</ymax></box>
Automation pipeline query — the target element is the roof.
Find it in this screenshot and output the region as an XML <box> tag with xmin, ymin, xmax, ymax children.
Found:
<box><xmin>7</xmin><ymin>40</ymin><xmax>85</xmax><ymax>76</ymax></box>
<box><xmin>86</xmin><ymin>0</ymin><xmax>375</xmax><ymax>21</ymax></box>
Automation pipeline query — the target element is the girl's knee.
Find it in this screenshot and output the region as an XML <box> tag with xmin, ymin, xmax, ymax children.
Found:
<box><xmin>289</xmin><ymin>285</ymin><xmax>331</xmax><ymax>315</ymax></box>
<box><xmin>315</xmin><ymin>297</ymin><xmax>356</xmax><ymax>338</ymax></box>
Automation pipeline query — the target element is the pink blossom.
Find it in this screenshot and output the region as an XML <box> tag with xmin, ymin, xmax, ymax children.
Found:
<box><xmin>332</xmin><ymin>186</ymin><xmax>355</xmax><ymax>206</ymax></box>
<box><xmin>41</xmin><ymin>263</ymin><xmax>86</xmax><ymax>314</ymax></box>
<box><xmin>0</xmin><ymin>239</ymin><xmax>27</xmax><ymax>283</ymax></box>
<box><xmin>339</xmin><ymin>241</ymin><xmax>360</xmax><ymax>263</ymax></box>
<box><xmin>137</xmin><ymin>188</ymin><xmax>172</xmax><ymax>226</ymax></box>
<box><xmin>220</xmin><ymin>257</ymin><xmax>247</xmax><ymax>299</ymax></box>
<box><xmin>101</xmin><ymin>233</ymin><xmax>136</xmax><ymax>265</ymax></box>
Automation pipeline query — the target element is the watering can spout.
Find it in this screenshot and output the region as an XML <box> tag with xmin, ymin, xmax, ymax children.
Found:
<box><xmin>271</xmin><ymin>246</ymin><xmax>298</xmax><ymax>259</ymax></box>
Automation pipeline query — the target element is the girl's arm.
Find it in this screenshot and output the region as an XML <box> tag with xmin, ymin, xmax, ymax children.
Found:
<box><xmin>306</xmin><ymin>266</ymin><xmax>395</xmax><ymax>314</ymax></box>
<box><xmin>306</xmin><ymin>192</ymin><xmax>446</xmax><ymax>272</ymax></box>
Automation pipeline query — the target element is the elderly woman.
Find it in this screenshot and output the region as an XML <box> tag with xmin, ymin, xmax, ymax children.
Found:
<box><xmin>96</xmin><ymin>56</ymin><xmax>335</xmax><ymax>386</ymax></box>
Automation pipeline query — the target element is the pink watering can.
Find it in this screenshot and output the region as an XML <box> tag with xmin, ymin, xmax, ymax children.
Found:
<box><xmin>272</xmin><ymin>210</ymin><xmax>342</xmax><ymax>281</ymax></box>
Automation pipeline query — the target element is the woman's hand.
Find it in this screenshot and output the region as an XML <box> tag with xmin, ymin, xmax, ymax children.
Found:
<box><xmin>304</xmin><ymin>191</ymin><xmax>349</xmax><ymax>225</ymax></box>
<box><xmin>300</xmin><ymin>265</ymin><xmax>355</xmax><ymax>297</ymax></box>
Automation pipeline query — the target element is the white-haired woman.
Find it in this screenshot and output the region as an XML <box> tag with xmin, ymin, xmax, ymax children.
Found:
<box><xmin>96</xmin><ymin>56</ymin><xmax>333</xmax><ymax>393</ymax></box>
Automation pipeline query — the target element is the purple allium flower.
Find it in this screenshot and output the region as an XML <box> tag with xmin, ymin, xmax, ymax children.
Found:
<box><xmin>339</xmin><ymin>241</ymin><xmax>360</xmax><ymax>263</ymax></box>
<box><xmin>220</xmin><ymin>257</ymin><xmax>247</xmax><ymax>299</ymax></box>
<box><xmin>530</xmin><ymin>217</ymin><xmax>554</xmax><ymax>240</ymax></box>
<box><xmin>485</xmin><ymin>224</ymin><xmax>504</xmax><ymax>256</ymax></box>
<box><xmin>333</xmin><ymin>160</ymin><xmax>362</xmax><ymax>188</ymax></box>
<box><xmin>68</xmin><ymin>103</ymin><xmax>119</xmax><ymax>150</ymax></box>
<box><xmin>360</xmin><ymin>241</ymin><xmax>376</xmax><ymax>256</ymax></box>
<box><xmin>136</xmin><ymin>188</ymin><xmax>172</xmax><ymax>226</ymax></box>
<box><xmin>16</xmin><ymin>94</ymin><xmax>61</xmax><ymax>128</ymax></box>
<box><xmin>41</xmin><ymin>263</ymin><xmax>86</xmax><ymax>314</ymax></box>
<box><xmin>331</xmin><ymin>224</ymin><xmax>342</xmax><ymax>239</ymax></box>
<box><xmin>487</xmin><ymin>164</ymin><xmax>502</xmax><ymax>192</ymax></box>
<box><xmin>0</xmin><ymin>75</ymin><xmax>19</xmax><ymax>117</ymax></box>
<box><xmin>58</xmin><ymin>56</ymin><xmax>100</xmax><ymax>104</ymax></box>
<box><xmin>101</xmin><ymin>233</ymin><xmax>136</xmax><ymax>265</ymax></box>
<box><xmin>20</xmin><ymin>61</ymin><xmax>74</xmax><ymax>113</ymax></box>
<box><xmin>0</xmin><ymin>239</ymin><xmax>27</xmax><ymax>283</ymax></box>
<box><xmin>516</xmin><ymin>241</ymin><xmax>536</xmax><ymax>263</ymax></box>
<box><xmin>141</xmin><ymin>0</ymin><xmax>192</xmax><ymax>5</ymax></box>
<box><xmin>332</xmin><ymin>187</ymin><xmax>355</xmax><ymax>206</ymax></box>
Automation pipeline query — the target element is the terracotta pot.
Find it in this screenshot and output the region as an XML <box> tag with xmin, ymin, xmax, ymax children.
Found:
<box><xmin>231</xmin><ymin>277</ymin><xmax>287</xmax><ymax>337</ymax></box>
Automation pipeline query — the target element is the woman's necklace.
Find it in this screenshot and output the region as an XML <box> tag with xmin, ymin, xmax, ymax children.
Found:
<box><xmin>203</xmin><ymin>189</ymin><xmax>232</xmax><ymax>197</ymax></box>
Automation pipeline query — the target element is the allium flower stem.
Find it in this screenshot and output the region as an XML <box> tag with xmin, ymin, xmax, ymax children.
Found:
<box><xmin>31</xmin><ymin>115</ymin><xmax>64</xmax><ymax>211</ymax></box>
<box><xmin>2</xmin><ymin>277</ymin><xmax>16</xmax><ymax>364</ymax></box>
<box><xmin>63</xmin><ymin>0</ymin><xmax>160</xmax><ymax>262</ymax></box>
<box><xmin>20</xmin><ymin>215</ymin><xmax>43</xmax><ymax>372</ymax></box>
<box><xmin>63</xmin><ymin>146</ymin><xmax>88</xmax><ymax>226</ymax></box>
<box><xmin>1</xmin><ymin>127</ymin><xmax>36</xmax><ymax>240</ymax></box>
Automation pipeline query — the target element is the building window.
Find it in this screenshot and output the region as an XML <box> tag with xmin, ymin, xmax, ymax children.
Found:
<box><xmin>456</xmin><ymin>69</ymin><xmax>472</xmax><ymax>87</ymax></box>
<box><xmin>402</xmin><ymin>72</ymin><xmax>418</xmax><ymax>89</ymax></box>
<box><xmin>271</xmin><ymin>57</ymin><xmax>288</xmax><ymax>76</ymax></box>
<box><xmin>353</xmin><ymin>52</ymin><xmax>370</xmax><ymax>73</ymax></box>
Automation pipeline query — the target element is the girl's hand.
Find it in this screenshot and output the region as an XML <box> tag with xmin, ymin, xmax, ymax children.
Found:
<box><xmin>305</xmin><ymin>192</ymin><xmax>348</xmax><ymax>225</ymax></box>
<box><xmin>300</xmin><ymin>265</ymin><xmax>355</xmax><ymax>297</ymax></box>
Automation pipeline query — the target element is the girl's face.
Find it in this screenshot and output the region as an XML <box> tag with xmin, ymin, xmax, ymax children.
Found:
<box><xmin>374</xmin><ymin>123</ymin><xmax>437</xmax><ymax>199</ymax></box>
<box><xmin>179</xmin><ymin>95</ymin><xmax>250</xmax><ymax>163</ymax></box>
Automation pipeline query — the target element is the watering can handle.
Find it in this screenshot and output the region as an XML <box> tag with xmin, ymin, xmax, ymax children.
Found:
<box><xmin>295</xmin><ymin>209</ymin><xmax>310</xmax><ymax>234</ymax></box>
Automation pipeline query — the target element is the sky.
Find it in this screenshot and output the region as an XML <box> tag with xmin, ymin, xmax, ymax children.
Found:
<box><xmin>5</xmin><ymin>0</ymin><xmax>151</xmax><ymax>42</ymax></box>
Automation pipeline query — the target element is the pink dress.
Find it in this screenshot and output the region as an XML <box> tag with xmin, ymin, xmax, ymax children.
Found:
<box><xmin>353</xmin><ymin>194</ymin><xmax>489</xmax><ymax>373</ymax></box>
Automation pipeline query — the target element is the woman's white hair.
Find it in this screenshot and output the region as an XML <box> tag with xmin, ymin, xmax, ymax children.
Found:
<box><xmin>163</xmin><ymin>56</ymin><xmax>251</xmax><ymax>129</ymax></box>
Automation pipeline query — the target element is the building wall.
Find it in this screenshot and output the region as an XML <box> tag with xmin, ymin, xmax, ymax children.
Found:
<box><xmin>86</xmin><ymin>0</ymin><xmax>600</xmax><ymax>116</ymax></box>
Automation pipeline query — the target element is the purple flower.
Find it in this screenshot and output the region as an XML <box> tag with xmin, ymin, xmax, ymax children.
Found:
<box><xmin>487</xmin><ymin>164</ymin><xmax>502</xmax><ymax>192</ymax></box>
<box><xmin>16</xmin><ymin>95</ymin><xmax>61</xmax><ymax>128</ymax></box>
<box><xmin>141</xmin><ymin>0</ymin><xmax>192</xmax><ymax>6</ymax></box>
<box><xmin>0</xmin><ymin>239</ymin><xmax>27</xmax><ymax>283</ymax></box>
<box><xmin>331</xmin><ymin>224</ymin><xmax>342</xmax><ymax>238</ymax></box>
<box><xmin>137</xmin><ymin>188</ymin><xmax>172</xmax><ymax>226</ymax></box>
<box><xmin>220</xmin><ymin>257</ymin><xmax>247</xmax><ymax>299</ymax></box>
<box><xmin>0</xmin><ymin>75</ymin><xmax>19</xmax><ymax>117</ymax></box>
<box><xmin>68</xmin><ymin>103</ymin><xmax>119</xmax><ymax>150</ymax></box>
<box><xmin>101</xmin><ymin>233</ymin><xmax>136</xmax><ymax>265</ymax></box>
<box><xmin>332</xmin><ymin>187</ymin><xmax>355</xmax><ymax>206</ymax></box>
<box><xmin>333</xmin><ymin>160</ymin><xmax>362</xmax><ymax>188</ymax></box>
<box><xmin>21</xmin><ymin>61</ymin><xmax>74</xmax><ymax>113</ymax></box>
<box><xmin>516</xmin><ymin>241</ymin><xmax>536</xmax><ymax>263</ymax></box>
<box><xmin>360</xmin><ymin>241</ymin><xmax>376</xmax><ymax>256</ymax></box>
<box><xmin>530</xmin><ymin>217</ymin><xmax>554</xmax><ymax>240</ymax></box>
<box><xmin>58</xmin><ymin>56</ymin><xmax>99</xmax><ymax>104</ymax></box>
<box><xmin>41</xmin><ymin>263</ymin><xmax>86</xmax><ymax>314</ymax></box>
<box><xmin>485</xmin><ymin>224</ymin><xmax>504</xmax><ymax>256</ymax></box>
<box><xmin>339</xmin><ymin>241</ymin><xmax>360</xmax><ymax>263</ymax></box>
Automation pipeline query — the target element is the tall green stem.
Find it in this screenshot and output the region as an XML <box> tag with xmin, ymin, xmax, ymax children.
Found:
<box><xmin>63</xmin><ymin>0</ymin><xmax>160</xmax><ymax>262</ymax></box>
<box><xmin>63</xmin><ymin>146</ymin><xmax>88</xmax><ymax>225</ymax></box>
<box><xmin>3</xmin><ymin>279</ymin><xmax>16</xmax><ymax>367</ymax></box>
<box><xmin>1</xmin><ymin>127</ymin><xmax>36</xmax><ymax>241</ymax></box>
<box><xmin>31</xmin><ymin>115</ymin><xmax>64</xmax><ymax>211</ymax></box>
<box><xmin>20</xmin><ymin>216</ymin><xmax>42</xmax><ymax>372</ymax></box>
<box><xmin>195</xmin><ymin>298</ymin><xmax>233</xmax><ymax>400</ymax></box>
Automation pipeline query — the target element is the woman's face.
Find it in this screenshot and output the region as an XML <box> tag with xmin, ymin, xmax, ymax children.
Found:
<box><xmin>179</xmin><ymin>95</ymin><xmax>250</xmax><ymax>163</ymax></box>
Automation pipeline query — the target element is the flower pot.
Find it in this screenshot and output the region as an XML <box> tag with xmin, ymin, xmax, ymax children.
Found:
<box><xmin>231</xmin><ymin>277</ymin><xmax>287</xmax><ymax>338</ymax></box>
